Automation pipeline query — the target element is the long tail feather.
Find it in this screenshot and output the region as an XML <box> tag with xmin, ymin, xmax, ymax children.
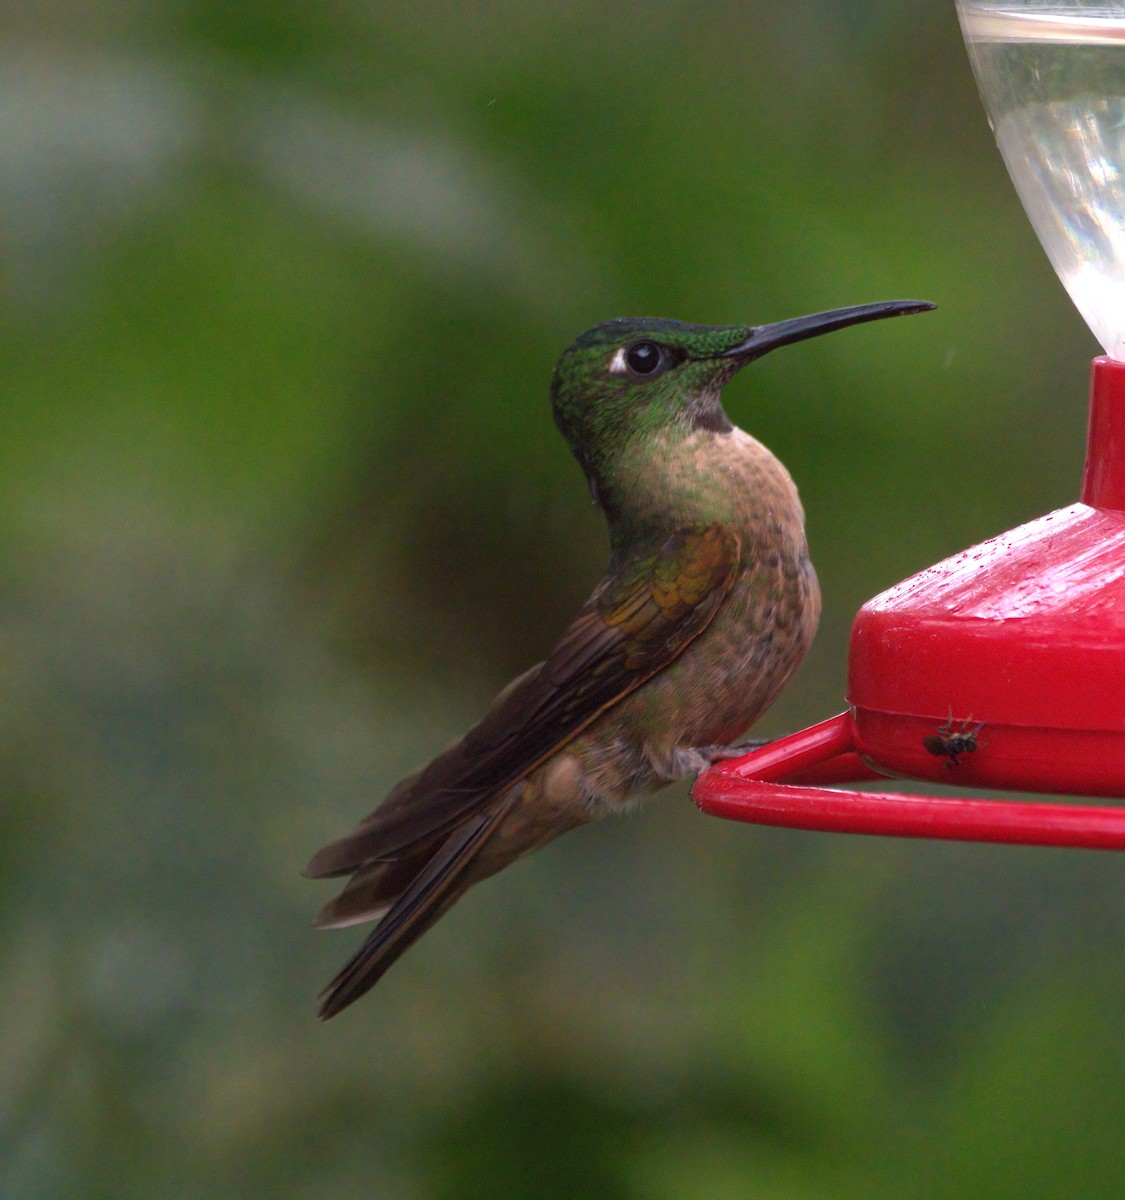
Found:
<box><xmin>312</xmin><ymin>847</ymin><xmax>439</xmax><ymax>929</ymax></box>
<box><xmin>317</xmin><ymin>796</ymin><xmax>515</xmax><ymax>1019</ymax></box>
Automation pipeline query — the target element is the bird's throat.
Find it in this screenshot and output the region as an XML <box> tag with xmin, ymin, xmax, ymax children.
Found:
<box><xmin>599</xmin><ymin>425</ymin><xmax>800</xmax><ymax>565</ymax></box>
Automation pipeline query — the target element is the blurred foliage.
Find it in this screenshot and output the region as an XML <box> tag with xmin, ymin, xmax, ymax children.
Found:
<box><xmin>1</xmin><ymin>2</ymin><xmax>1122</xmax><ymax>1198</ymax></box>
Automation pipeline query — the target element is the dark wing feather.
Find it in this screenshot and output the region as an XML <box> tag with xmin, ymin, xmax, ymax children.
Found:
<box><xmin>305</xmin><ymin>525</ymin><xmax>741</xmax><ymax>877</ymax></box>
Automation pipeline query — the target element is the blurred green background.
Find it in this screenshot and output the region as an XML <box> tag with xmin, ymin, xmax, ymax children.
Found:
<box><xmin>2</xmin><ymin>2</ymin><xmax>1122</xmax><ymax>1197</ymax></box>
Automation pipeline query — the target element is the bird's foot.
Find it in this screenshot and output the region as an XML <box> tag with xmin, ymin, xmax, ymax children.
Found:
<box><xmin>661</xmin><ymin>737</ymin><xmax>786</xmax><ymax>783</ymax></box>
<box><xmin>702</xmin><ymin>737</ymin><xmax>777</xmax><ymax>763</ymax></box>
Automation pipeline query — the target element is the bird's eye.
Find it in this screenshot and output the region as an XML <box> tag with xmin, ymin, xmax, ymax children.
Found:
<box><xmin>625</xmin><ymin>340</ymin><xmax>663</xmax><ymax>376</ymax></box>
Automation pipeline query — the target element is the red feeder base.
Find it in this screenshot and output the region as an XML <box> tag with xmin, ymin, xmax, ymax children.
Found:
<box><xmin>693</xmin><ymin>357</ymin><xmax>1125</xmax><ymax>849</ymax></box>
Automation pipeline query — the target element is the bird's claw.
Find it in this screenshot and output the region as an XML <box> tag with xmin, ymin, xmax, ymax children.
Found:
<box><xmin>703</xmin><ymin>737</ymin><xmax>777</xmax><ymax>763</ymax></box>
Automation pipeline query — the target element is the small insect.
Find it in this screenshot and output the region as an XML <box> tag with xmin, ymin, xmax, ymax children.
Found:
<box><xmin>923</xmin><ymin>711</ymin><xmax>984</xmax><ymax>768</ymax></box>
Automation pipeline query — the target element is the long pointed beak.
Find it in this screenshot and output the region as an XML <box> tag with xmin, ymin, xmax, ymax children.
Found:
<box><xmin>721</xmin><ymin>299</ymin><xmax>935</xmax><ymax>362</ymax></box>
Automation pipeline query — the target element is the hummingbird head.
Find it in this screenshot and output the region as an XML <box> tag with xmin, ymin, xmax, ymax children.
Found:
<box><xmin>550</xmin><ymin>301</ymin><xmax>933</xmax><ymax>493</ymax></box>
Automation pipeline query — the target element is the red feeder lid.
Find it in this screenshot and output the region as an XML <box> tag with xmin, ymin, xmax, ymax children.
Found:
<box><xmin>851</xmin><ymin>357</ymin><xmax>1125</xmax><ymax>734</ymax></box>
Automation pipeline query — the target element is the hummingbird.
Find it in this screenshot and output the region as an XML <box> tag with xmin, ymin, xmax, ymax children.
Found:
<box><xmin>305</xmin><ymin>298</ymin><xmax>933</xmax><ymax>1018</ymax></box>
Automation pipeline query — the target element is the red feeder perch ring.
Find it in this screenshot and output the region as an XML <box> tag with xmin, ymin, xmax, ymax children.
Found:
<box><xmin>693</xmin><ymin>358</ymin><xmax>1125</xmax><ymax>850</ymax></box>
<box><xmin>694</xmin><ymin>713</ymin><xmax>1125</xmax><ymax>851</ymax></box>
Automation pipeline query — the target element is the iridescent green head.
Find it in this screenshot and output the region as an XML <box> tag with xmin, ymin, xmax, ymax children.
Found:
<box><xmin>550</xmin><ymin>301</ymin><xmax>933</xmax><ymax>487</ymax></box>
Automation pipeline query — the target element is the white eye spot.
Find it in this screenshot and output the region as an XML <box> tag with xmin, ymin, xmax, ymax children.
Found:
<box><xmin>607</xmin><ymin>347</ymin><xmax>629</xmax><ymax>375</ymax></box>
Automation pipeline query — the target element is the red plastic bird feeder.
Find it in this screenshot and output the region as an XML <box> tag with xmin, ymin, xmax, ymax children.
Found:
<box><xmin>694</xmin><ymin>2</ymin><xmax>1125</xmax><ymax>850</ymax></box>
